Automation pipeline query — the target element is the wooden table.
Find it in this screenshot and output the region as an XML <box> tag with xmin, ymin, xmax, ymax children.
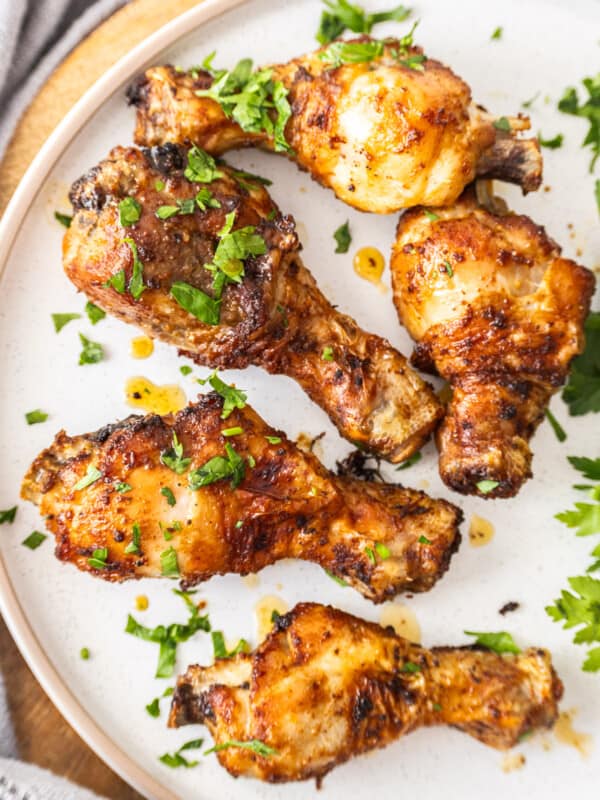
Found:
<box><xmin>0</xmin><ymin>1</ymin><xmax>201</xmax><ymax>796</ymax></box>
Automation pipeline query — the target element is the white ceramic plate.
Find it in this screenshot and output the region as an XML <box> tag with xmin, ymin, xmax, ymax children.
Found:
<box><xmin>1</xmin><ymin>1</ymin><xmax>599</xmax><ymax>798</ymax></box>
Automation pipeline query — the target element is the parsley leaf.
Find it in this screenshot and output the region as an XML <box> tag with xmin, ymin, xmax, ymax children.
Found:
<box><xmin>184</xmin><ymin>146</ymin><xmax>223</xmax><ymax>183</ymax></box>
<box><xmin>124</xmin><ymin>522</ymin><xmax>141</xmax><ymax>555</ymax></box>
<box><xmin>0</xmin><ymin>507</ymin><xmax>17</xmax><ymax>524</ymax></box>
<box><xmin>88</xmin><ymin>547</ymin><xmax>109</xmax><ymax>570</ymax></box>
<box><xmin>160</xmin><ymin>432</ymin><xmax>191</xmax><ymax>475</ymax></box>
<box><xmin>170</xmin><ymin>281</ymin><xmax>221</xmax><ymax>325</ymax></box>
<box><xmin>568</xmin><ymin>456</ymin><xmax>600</xmax><ymax>482</ymax></box>
<box><xmin>115</xmin><ymin>482</ymin><xmax>132</xmax><ymax>493</ymax></box>
<box><xmin>490</xmin><ymin>26</ymin><xmax>503</xmax><ymax>40</ymax></box>
<box><xmin>558</xmin><ymin>74</ymin><xmax>600</xmax><ymax>172</ymax></box>
<box><xmin>122</xmin><ymin>238</ymin><xmax>145</xmax><ymax>300</ymax></box>
<box><xmin>230</xmin><ymin>168</ymin><xmax>273</xmax><ymax>192</ymax></box>
<box><xmin>118</xmin><ymin>197</ymin><xmax>142</xmax><ymax>226</ymax></box>
<box><xmin>25</xmin><ymin>409</ymin><xmax>48</xmax><ymax>425</ymax></box>
<box><xmin>211</xmin><ymin>630</ymin><xmax>250</xmax><ymax>659</ymax></box>
<box><xmin>464</xmin><ymin>630</ymin><xmax>521</xmax><ymax>654</ymax></box>
<box><xmin>22</xmin><ymin>531</ymin><xmax>47</xmax><ymax>550</ymax></box>
<box><xmin>74</xmin><ymin>465</ymin><xmax>103</xmax><ymax>491</ymax></box>
<box><xmin>316</xmin><ymin>1</ymin><xmax>411</xmax><ymax>44</ymax></box>
<box><xmin>103</xmin><ymin>269</ymin><xmax>126</xmax><ymax>294</ymax></box>
<box><xmin>161</xmin><ymin>487</ymin><xmax>177</xmax><ymax>506</ymax></box>
<box><xmin>476</xmin><ymin>479</ymin><xmax>499</xmax><ymax>494</ymax></box>
<box><xmin>203</xmin><ymin>211</ymin><xmax>266</xmax><ymax>298</ymax></box>
<box><xmin>562</xmin><ymin>312</ymin><xmax>600</xmax><ymax>415</ymax></box>
<box><xmin>159</xmin><ymin>739</ymin><xmax>203</xmax><ymax>768</ymax></box>
<box><xmin>54</xmin><ymin>211</ymin><xmax>72</xmax><ymax>228</ymax></box>
<box><xmin>85</xmin><ymin>302</ymin><xmax>106</xmax><ymax>324</ymax></box>
<box><xmin>319</xmin><ymin>39</ymin><xmax>384</xmax><ymax>67</ymax></box>
<box><xmin>160</xmin><ymin>546</ymin><xmax>179</xmax><ymax>577</ymax></box>
<box><xmin>545</xmin><ymin>408</ymin><xmax>567</xmax><ymax>442</ymax></box>
<box><xmin>395</xmin><ymin>451</ymin><xmax>421</xmax><ymax>470</ymax></box>
<box><xmin>324</xmin><ymin>568</ymin><xmax>348</xmax><ymax>587</ymax></box>
<box><xmin>334</xmin><ymin>221</ymin><xmax>351</xmax><ymax>253</ymax></box>
<box><xmin>556</xmin><ymin>502</ymin><xmax>600</xmax><ymax>537</ymax></box>
<box><xmin>78</xmin><ymin>333</ymin><xmax>104</xmax><ymax>365</ymax></box>
<box><xmin>493</xmin><ymin>116</ymin><xmax>511</xmax><ymax>132</ymax></box>
<box><xmin>538</xmin><ymin>132</ymin><xmax>564</xmax><ymax>149</ymax></box>
<box><xmin>204</xmin><ymin>739</ymin><xmax>278</xmax><ymax>757</ymax></box>
<box><xmin>188</xmin><ymin>442</ymin><xmax>246</xmax><ymax>490</ymax></box>
<box><xmin>51</xmin><ymin>312</ymin><xmax>81</xmax><ymax>333</ymax></box>
<box><xmin>322</xmin><ymin>346</ymin><xmax>334</xmax><ymax>361</ymax></box>
<box><xmin>198</xmin><ymin>371</ymin><xmax>247</xmax><ymax>419</ymax></box>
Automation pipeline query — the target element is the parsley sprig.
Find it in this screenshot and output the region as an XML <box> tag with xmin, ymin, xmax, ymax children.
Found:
<box><xmin>160</xmin><ymin>432</ymin><xmax>191</xmax><ymax>474</ymax></box>
<box><xmin>562</xmin><ymin>311</ymin><xmax>600</xmax><ymax>416</ymax></box>
<box><xmin>197</xmin><ymin>371</ymin><xmax>247</xmax><ymax>418</ymax></box>
<box><xmin>195</xmin><ymin>58</ymin><xmax>292</xmax><ymax>153</ymax></box>
<box><xmin>188</xmin><ymin>443</ymin><xmax>246</xmax><ymax>490</ymax></box>
<box><xmin>546</xmin><ymin>455</ymin><xmax>600</xmax><ymax>672</ymax></box>
<box><xmin>316</xmin><ymin>0</ymin><xmax>411</xmax><ymax>44</ymax></box>
<box><xmin>558</xmin><ymin>74</ymin><xmax>600</xmax><ymax>214</ymax></box>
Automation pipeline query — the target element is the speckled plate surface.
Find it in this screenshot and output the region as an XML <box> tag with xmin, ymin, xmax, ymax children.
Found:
<box><xmin>0</xmin><ymin>1</ymin><xmax>599</xmax><ymax>798</ymax></box>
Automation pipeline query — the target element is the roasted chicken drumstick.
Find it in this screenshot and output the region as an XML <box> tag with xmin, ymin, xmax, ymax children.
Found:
<box><xmin>391</xmin><ymin>187</ymin><xmax>596</xmax><ymax>498</ymax></box>
<box><xmin>128</xmin><ymin>37</ymin><xmax>542</xmax><ymax>213</ymax></box>
<box><xmin>170</xmin><ymin>602</ymin><xmax>563</xmax><ymax>783</ymax></box>
<box><xmin>63</xmin><ymin>144</ymin><xmax>442</xmax><ymax>462</ymax></box>
<box><xmin>21</xmin><ymin>394</ymin><xmax>461</xmax><ymax>601</ymax></box>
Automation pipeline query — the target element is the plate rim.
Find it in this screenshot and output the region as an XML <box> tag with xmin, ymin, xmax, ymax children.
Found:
<box><xmin>0</xmin><ymin>1</ymin><xmax>248</xmax><ymax>798</ymax></box>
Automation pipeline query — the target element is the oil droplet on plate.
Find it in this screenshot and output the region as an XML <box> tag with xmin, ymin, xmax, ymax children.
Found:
<box><xmin>379</xmin><ymin>603</ymin><xmax>421</xmax><ymax>643</ymax></box>
<box><xmin>243</xmin><ymin>573</ymin><xmax>260</xmax><ymax>589</ymax></box>
<box><xmin>255</xmin><ymin>595</ymin><xmax>288</xmax><ymax>641</ymax></box>
<box><xmin>130</xmin><ymin>335</ymin><xmax>154</xmax><ymax>359</ymax></box>
<box><xmin>554</xmin><ymin>709</ymin><xmax>592</xmax><ymax>757</ymax></box>
<box><xmin>501</xmin><ymin>752</ymin><xmax>526</xmax><ymax>772</ymax></box>
<box><xmin>353</xmin><ymin>246</ymin><xmax>385</xmax><ymax>284</ymax></box>
<box><xmin>125</xmin><ymin>376</ymin><xmax>186</xmax><ymax>415</ymax></box>
<box><xmin>469</xmin><ymin>514</ymin><xmax>495</xmax><ymax>547</ymax></box>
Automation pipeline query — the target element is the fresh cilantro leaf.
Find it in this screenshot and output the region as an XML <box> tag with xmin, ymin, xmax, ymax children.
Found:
<box><xmin>155</xmin><ymin>205</ymin><xmax>180</xmax><ymax>220</ymax></box>
<box><xmin>490</xmin><ymin>26</ymin><xmax>503</xmax><ymax>40</ymax></box>
<box><xmin>556</xmin><ymin>502</ymin><xmax>600</xmax><ymax>537</ymax></box>
<box><xmin>195</xmin><ymin>187</ymin><xmax>221</xmax><ymax>210</ymax></box>
<box><xmin>333</xmin><ymin>221</ymin><xmax>351</xmax><ymax>253</ymax></box>
<box><xmin>54</xmin><ymin>211</ymin><xmax>72</xmax><ymax>228</ymax></box>
<box><xmin>204</xmin><ymin>739</ymin><xmax>278</xmax><ymax>757</ymax></box>
<box><xmin>198</xmin><ymin>371</ymin><xmax>247</xmax><ymax>419</ymax></box>
<box><xmin>118</xmin><ymin>197</ymin><xmax>142</xmax><ymax>226</ymax></box>
<box><xmin>464</xmin><ymin>630</ymin><xmax>521</xmax><ymax>654</ymax></box>
<box><xmin>521</xmin><ymin>91</ymin><xmax>540</xmax><ymax>109</ymax></box>
<box><xmin>85</xmin><ymin>302</ymin><xmax>106</xmax><ymax>324</ymax></box>
<box><xmin>88</xmin><ymin>547</ymin><xmax>109</xmax><ymax>570</ymax></box>
<box><xmin>155</xmin><ymin>179</ymin><xmax>165</xmax><ymax>191</ymax></box>
<box><xmin>160</xmin><ymin>432</ymin><xmax>191</xmax><ymax>474</ymax></box>
<box><xmin>443</xmin><ymin>260</ymin><xmax>454</xmax><ymax>277</ymax></box>
<box><xmin>184</xmin><ymin>146</ymin><xmax>223</xmax><ymax>183</ymax></box>
<box><xmin>203</xmin><ymin>211</ymin><xmax>266</xmax><ymax>297</ymax></box>
<box><xmin>188</xmin><ymin>443</ymin><xmax>246</xmax><ymax>490</ymax></box>
<box><xmin>568</xmin><ymin>456</ymin><xmax>600</xmax><ymax>482</ymax></box>
<box><xmin>25</xmin><ymin>409</ymin><xmax>48</xmax><ymax>425</ymax></box>
<box><xmin>493</xmin><ymin>116</ymin><xmax>511</xmax><ymax>132</ymax></box>
<box><xmin>170</xmin><ymin>281</ymin><xmax>221</xmax><ymax>325</ymax></box>
<box><xmin>595</xmin><ymin>178</ymin><xmax>600</xmax><ymax>215</ymax></box>
<box><xmin>538</xmin><ymin>132</ymin><xmax>564</xmax><ymax>149</ymax></box>
<box><xmin>22</xmin><ymin>531</ymin><xmax>47</xmax><ymax>550</ymax></box>
<box><xmin>558</xmin><ymin>74</ymin><xmax>600</xmax><ymax>171</ymax></box>
<box><xmin>78</xmin><ymin>333</ymin><xmax>104</xmax><ymax>365</ymax></box>
<box><xmin>103</xmin><ymin>269</ymin><xmax>126</xmax><ymax>294</ymax></box>
<box><xmin>0</xmin><ymin>507</ymin><xmax>17</xmax><ymax>524</ymax></box>
<box><xmin>396</xmin><ymin>451</ymin><xmax>421</xmax><ymax>470</ymax></box>
<box><xmin>316</xmin><ymin>1</ymin><xmax>411</xmax><ymax>44</ymax></box>
<box><xmin>74</xmin><ymin>465</ymin><xmax>103</xmax><ymax>491</ymax></box>
<box><xmin>418</xmin><ymin>535</ymin><xmax>431</xmax><ymax>544</ymax></box>
<box><xmin>319</xmin><ymin>39</ymin><xmax>384</xmax><ymax>67</ymax></box>
<box><xmin>179</xmin><ymin>365</ymin><xmax>193</xmax><ymax>376</ymax></box>
<box><xmin>545</xmin><ymin>408</ymin><xmax>567</xmax><ymax>442</ymax></box>
<box><xmin>51</xmin><ymin>312</ymin><xmax>81</xmax><ymax>332</ymax></box>
<box><xmin>122</xmin><ymin>237</ymin><xmax>145</xmax><ymax>300</ymax></box>
<box><xmin>161</xmin><ymin>487</ymin><xmax>177</xmax><ymax>506</ymax></box>
<box><xmin>160</xmin><ymin>546</ymin><xmax>179</xmax><ymax>577</ymax></box>
<box><xmin>146</xmin><ymin>697</ymin><xmax>160</xmax><ymax>717</ymax></box>
<box><xmin>563</xmin><ymin>311</ymin><xmax>600</xmax><ymax>416</ymax></box>
<box><xmin>583</xmin><ymin>646</ymin><xmax>600</xmax><ymax>672</ymax></box>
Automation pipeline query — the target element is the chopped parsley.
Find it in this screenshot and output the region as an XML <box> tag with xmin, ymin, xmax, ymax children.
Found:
<box><xmin>476</xmin><ymin>479</ymin><xmax>500</xmax><ymax>495</ymax></box>
<box><xmin>179</xmin><ymin>365</ymin><xmax>192</xmax><ymax>376</ymax></box>
<box><xmin>423</xmin><ymin>210</ymin><xmax>439</xmax><ymax>222</ymax></box>
<box><xmin>265</xmin><ymin>435</ymin><xmax>281</xmax><ymax>444</ymax></box>
<box><xmin>160</xmin><ymin>546</ymin><xmax>179</xmax><ymax>577</ymax></box>
<box><xmin>80</xmin><ymin>647</ymin><xmax>90</xmax><ymax>660</ymax></box>
<box><xmin>538</xmin><ymin>132</ymin><xmax>564</xmax><ymax>149</ymax></box>
<box><xmin>203</xmin><ymin>211</ymin><xmax>266</xmax><ymax>299</ymax></box>
<box><xmin>490</xmin><ymin>26</ymin><xmax>503</xmax><ymax>40</ymax></box>
<box><xmin>155</xmin><ymin>179</ymin><xmax>165</xmax><ymax>191</ymax></box>
<box><xmin>160</xmin><ymin>432</ymin><xmax>191</xmax><ymax>474</ymax></box>
<box><xmin>103</xmin><ymin>269</ymin><xmax>126</xmax><ymax>294</ymax></box>
<box><xmin>88</xmin><ymin>547</ymin><xmax>110</xmax><ymax>570</ymax></box>
<box><xmin>196</xmin><ymin>61</ymin><xmax>292</xmax><ymax>153</ymax></box>
<box><xmin>160</xmin><ymin>739</ymin><xmax>203</xmax><ymax>768</ymax></box>
<box><xmin>558</xmin><ymin>73</ymin><xmax>600</xmax><ymax>172</ymax></box>
<box><xmin>156</xmin><ymin>188</ymin><xmax>220</xmax><ymax>219</ymax></box>
<box><xmin>184</xmin><ymin>146</ymin><xmax>224</xmax><ymax>183</ymax></box>
<box><xmin>0</xmin><ymin>507</ymin><xmax>17</xmax><ymax>524</ymax></box>
<box><xmin>443</xmin><ymin>260</ymin><xmax>454</xmax><ymax>277</ymax></box>
<box><xmin>74</xmin><ymin>465</ymin><xmax>103</xmax><ymax>491</ymax></box>
<box><xmin>115</xmin><ymin>482</ymin><xmax>132</xmax><ymax>493</ymax></box>
<box><xmin>230</xmin><ymin>168</ymin><xmax>273</xmax><ymax>192</ymax></box>
<box><xmin>464</xmin><ymin>630</ymin><xmax>520</xmax><ymax>654</ymax></box>
<box><xmin>204</xmin><ymin>739</ymin><xmax>278</xmax><ymax>757</ymax></box>
<box><xmin>124</xmin><ymin>523</ymin><xmax>141</xmax><ymax>555</ymax></box>
<box><xmin>25</xmin><ymin>409</ymin><xmax>48</xmax><ymax>425</ymax></box>
<box><xmin>221</xmin><ymin>426</ymin><xmax>243</xmax><ymax>437</ymax></box>
<box><xmin>122</xmin><ymin>238</ymin><xmax>146</xmax><ymax>300</ymax></box>
<box><xmin>125</xmin><ymin>588</ymin><xmax>210</xmax><ymax>678</ymax></box>
<box><xmin>365</xmin><ymin>546</ymin><xmax>376</xmax><ymax>564</ymax></box>
<box><xmin>333</xmin><ymin>221</ymin><xmax>351</xmax><ymax>253</ymax></box>
<box><xmin>198</xmin><ymin>371</ymin><xmax>247</xmax><ymax>418</ymax></box>
<box><xmin>418</xmin><ymin>535</ymin><xmax>431</xmax><ymax>545</ymax></box>
<box><xmin>161</xmin><ymin>487</ymin><xmax>177</xmax><ymax>506</ymax></box>
<box><xmin>400</xmin><ymin>661</ymin><xmax>421</xmax><ymax>673</ymax></box>
<box><xmin>324</xmin><ymin>568</ymin><xmax>348</xmax><ymax>587</ymax></box>
<box><xmin>493</xmin><ymin>116</ymin><xmax>511</xmax><ymax>132</ymax></box>
<box><xmin>78</xmin><ymin>333</ymin><xmax>104</xmax><ymax>365</ymax></box>
<box><xmin>545</xmin><ymin>409</ymin><xmax>567</xmax><ymax>442</ymax></box>
<box><xmin>316</xmin><ymin>0</ymin><xmax>411</xmax><ymax>43</ymax></box>
<box><xmin>22</xmin><ymin>531</ymin><xmax>47</xmax><ymax>550</ymax></box>
<box><xmin>521</xmin><ymin>91</ymin><xmax>540</xmax><ymax>109</ymax></box>
<box><xmin>319</xmin><ymin>39</ymin><xmax>384</xmax><ymax>68</ymax></box>
<box><xmin>396</xmin><ymin>451</ymin><xmax>421</xmax><ymax>470</ymax></box>
<box><xmin>146</xmin><ymin>686</ymin><xmax>174</xmax><ymax>717</ymax></box>
<box><xmin>85</xmin><ymin>302</ymin><xmax>106</xmax><ymax>325</ymax></box>
<box><xmin>211</xmin><ymin>630</ymin><xmax>250</xmax><ymax>659</ymax></box>
<box><xmin>170</xmin><ymin>281</ymin><xmax>221</xmax><ymax>326</ymax></box>
<box><xmin>322</xmin><ymin>347</ymin><xmax>334</xmax><ymax>361</ymax></box>
<box><xmin>562</xmin><ymin>311</ymin><xmax>600</xmax><ymax>416</ymax></box>
<box><xmin>188</xmin><ymin>443</ymin><xmax>246</xmax><ymax>490</ymax></box>
<box><xmin>54</xmin><ymin>211</ymin><xmax>72</xmax><ymax>228</ymax></box>
<box><xmin>568</xmin><ymin>456</ymin><xmax>600</xmax><ymax>482</ymax></box>
<box><xmin>51</xmin><ymin>312</ymin><xmax>80</xmax><ymax>333</ymax></box>
<box><xmin>118</xmin><ymin>197</ymin><xmax>142</xmax><ymax>226</ymax></box>
<box><xmin>375</xmin><ymin>541</ymin><xmax>391</xmax><ymax>559</ymax></box>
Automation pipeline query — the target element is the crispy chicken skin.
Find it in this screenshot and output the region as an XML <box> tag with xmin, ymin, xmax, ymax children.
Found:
<box><xmin>128</xmin><ymin>38</ymin><xmax>542</xmax><ymax>213</ymax></box>
<box><xmin>169</xmin><ymin>602</ymin><xmax>563</xmax><ymax>783</ymax></box>
<box><xmin>63</xmin><ymin>144</ymin><xmax>442</xmax><ymax>462</ymax></box>
<box><xmin>391</xmin><ymin>187</ymin><xmax>596</xmax><ymax>498</ymax></box>
<box><xmin>21</xmin><ymin>394</ymin><xmax>462</xmax><ymax>602</ymax></box>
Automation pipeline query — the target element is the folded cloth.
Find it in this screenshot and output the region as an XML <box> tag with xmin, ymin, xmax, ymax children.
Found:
<box><xmin>0</xmin><ymin>0</ymin><xmax>126</xmax><ymax>160</ymax></box>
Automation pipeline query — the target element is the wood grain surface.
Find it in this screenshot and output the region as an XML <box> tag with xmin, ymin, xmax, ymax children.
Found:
<box><xmin>0</xmin><ymin>1</ymin><xmax>202</xmax><ymax>796</ymax></box>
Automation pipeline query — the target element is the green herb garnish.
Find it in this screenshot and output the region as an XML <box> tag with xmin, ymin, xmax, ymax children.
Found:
<box><xmin>396</xmin><ymin>451</ymin><xmax>421</xmax><ymax>470</ymax></box>
<box><xmin>265</xmin><ymin>435</ymin><xmax>282</xmax><ymax>444</ymax></box>
<box><xmin>400</xmin><ymin>661</ymin><xmax>421</xmax><ymax>673</ymax></box>
<box><xmin>124</xmin><ymin>523</ymin><xmax>141</xmax><ymax>555</ymax></box>
<box><xmin>54</xmin><ymin>211</ymin><xmax>72</xmax><ymax>228</ymax></box>
<box><xmin>443</xmin><ymin>260</ymin><xmax>454</xmax><ymax>277</ymax></box>
<box><xmin>203</xmin><ymin>210</ymin><xmax>266</xmax><ymax>298</ymax></box>
<box><xmin>418</xmin><ymin>535</ymin><xmax>431</xmax><ymax>545</ymax></box>
<box><xmin>493</xmin><ymin>116</ymin><xmax>511</xmax><ymax>132</ymax></box>
<box><xmin>122</xmin><ymin>237</ymin><xmax>145</xmax><ymax>300</ymax></box>
<box><xmin>160</xmin><ymin>738</ymin><xmax>204</xmax><ymax>768</ymax></box>
<box><xmin>490</xmin><ymin>26</ymin><xmax>503</xmax><ymax>40</ymax></box>
<box><xmin>103</xmin><ymin>269</ymin><xmax>126</xmax><ymax>294</ymax></box>
<box><xmin>545</xmin><ymin>408</ymin><xmax>567</xmax><ymax>442</ymax></box>
<box><xmin>464</xmin><ymin>630</ymin><xmax>520</xmax><ymax>654</ymax></box>
<box><xmin>51</xmin><ymin>312</ymin><xmax>80</xmax><ymax>333</ymax></box>
<box><xmin>160</xmin><ymin>432</ymin><xmax>191</xmax><ymax>474</ymax></box>
<box><xmin>322</xmin><ymin>347</ymin><xmax>334</xmax><ymax>361</ymax></box>
<box><xmin>198</xmin><ymin>371</ymin><xmax>247</xmax><ymax>419</ymax></box>
<box><xmin>25</xmin><ymin>409</ymin><xmax>48</xmax><ymax>425</ymax></box>
<box><xmin>375</xmin><ymin>541</ymin><xmax>390</xmax><ymax>559</ymax></box>
<box><xmin>333</xmin><ymin>221</ymin><xmax>351</xmax><ymax>253</ymax></box>
<box><xmin>115</xmin><ymin>482</ymin><xmax>132</xmax><ymax>493</ymax></box>
<box><xmin>319</xmin><ymin>39</ymin><xmax>384</xmax><ymax>67</ymax></box>
<box><xmin>558</xmin><ymin>74</ymin><xmax>600</xmax><ymax>172</ymax></box>
<box><xmin>476</xmin><ymin>479</ymin><xmax>500</xmax><ymax>494</ymax></box>
<box><xmin>562</xmin><ymin>312</ymin><xmax>600</xmax><ymax>416</ymax></box>
<box><xmin>170</xmin><ymin>281</ymin><xmax>221</xmax><ymax>325</ymax></box>
<box><xmin>78</xmin><ymin>333</ymin><xmax>104</xmax><ymax>365</ymax></box>
<box><xmin>161</xmin><ymin>487</ymin><xmax>177</xmax><ymax>506</ymax></box>
<box><xmin>324</xmin><ymin>568</ymin><xmax>348</xmax><ymax>587</ymax></box>
<box><xmin>538</xmin><ymin>132</ymin><xmax>564</xmax><ymax>149</ymax></box>
<box><xmin>316</xmin><ymin>0</ymin><xmax>411</xmax><ymax>44</ymax></box>
<box><xmin>188</xmin><ymin>443</ymin><xmax>246</xmax><ymax>490</ymax></box>
<box><xmin>74</xmin><ymin>465</ymin><xmax>103</xmax><ymax>491</ymax></box>
<box><xmin>211</xmin><ymin>630</ymin><xmax>250</xmax><ymax>660</ymax></box>
<box><xmin>364</xmin><ymin>546</ymin><xmax>376</xmax><ymax>564</ymax></box>
<box><xmin>118</xmin><ymin>197</ymin><xmax>142</xmax><ymax>226</ymax></box>
<box><xmin>84</xmin><ymin>302</ymin><xmax>106</xmax><ymax>325</ymax></box>
<box><xmin>160</xmin><ymin>546</ymin><xmax>179</xmax><ymax>577</ymax></box>
<box><xmin>80</xmin><ymin>647</ymin><xmax>90</xmax><ymax>660</ymax></box>
<box><xmin>0</xmin><ymin>507</ymin><xmax>17</xmax><ymax>524</ymax></box>
<box><xmin>221</xmin><ymin>426</ymin><xmax>243</xmax><ymax>437</ymax></box>
<box><xmin>423</xmin><ymin>210</ymin><xmax>439</xmax><ymax>222</ymax></box>
<box><xmin>230</xmin><ymin>168</ymin><xmax>273</xmax><ymax>192</ymax></box>
<box><xmin>179</xmin><ymin>365</ymin><xmax>192</xmax><ymax>376</ymax></box>
<box><xmin>184</xmin><ymin>146</ymin><xmax>224</xmax><ymax>183</ymax></box>
<box><xmin>204</xmin><ymin>739</ymin><xmax>278</xmax><ymax>757</ymax></box>
<box><xmin>88</xmin><ymin>547</ymin><xmax>110</xmax><ymax>570</ymax></box>
<box><xmin>22</xmin><ymin>531</ymin><xmax>47</xmax><ymax>550</ymax></box>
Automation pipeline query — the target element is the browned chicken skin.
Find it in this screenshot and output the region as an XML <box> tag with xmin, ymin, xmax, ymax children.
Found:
<box><xmin>21</xmin><ymin>394</ymin><xmax>461</xmax><ymax>601</ymax></box>
<box><xmin>128</xmin><ymin>38</ymin><xmax>542</xmax><ymax>214</ymax></box>
<box><xmin>63</xmin><ymin>144</ymin><xmax>442</xmax><ymax>462</ymax></box>
<box><xmin>170</xmin><ymin>602</ymin><xmax>563</xmax><ymax>783</ymax></box>
<box><xmin>391</xmin><ymin>187</ymin><xmax>596</xmax><ymax>498</ymax></box>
